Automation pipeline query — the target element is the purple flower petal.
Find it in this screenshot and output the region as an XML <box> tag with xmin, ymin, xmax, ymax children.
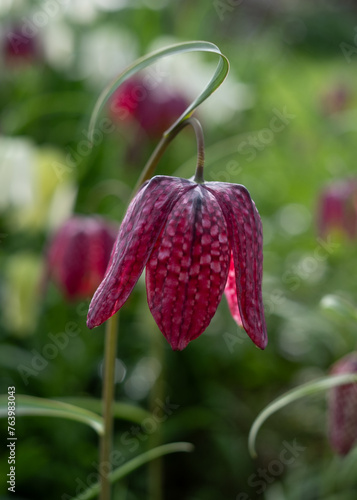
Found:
<box><xmin>146</xmin><ymin>185</ymin><xmax>230</xmax><ymax>350</ymax></box>
<box><xmin>87</xmin><ymin>176</ymin><xmax>194</xmax><ymax>328</ymax></box>
<box><xmin>224</xmin><ymin>252</ymin><xmax>243</xmax><ymax>328</ymax></box>
<box><xmin>207</xmin><ymin>183</ymin><xmax>267</xmax><ymax>349</ymax></box>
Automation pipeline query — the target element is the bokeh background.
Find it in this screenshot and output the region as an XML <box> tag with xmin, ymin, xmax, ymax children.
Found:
<box><xmin>1</xmin><ymin>0</ymin><xmax>357</xmax><ymax>499</ymax></box>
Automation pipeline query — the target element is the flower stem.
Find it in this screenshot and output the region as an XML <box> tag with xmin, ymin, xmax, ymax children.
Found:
<box><xmin>190</xmin><ymin>118</ymin><xmax>205</xmax><ymax>183</ymax></box>
<box><xmin>132</xmin><ymin>117</ymin><xmax>205</xmax><ymax>195</ymax></box>
<box><xmin>97</xmin><ymin>116</ymin><xmax>205</xmax><ymax>500</ymax></box>
<box><xmin>99</xmin><ymin>313</ymin><xmax>119</xmax><ymax>500</ymax></box>
<box><xmin>148</xmin><ymin>320</ymin><xmax>165</xmax><ymax>500</ymax></box>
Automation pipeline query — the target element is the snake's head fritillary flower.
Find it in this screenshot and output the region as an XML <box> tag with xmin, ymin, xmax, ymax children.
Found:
<box><xmin>44</xmin><ymin>216</ymin><xmax>117</xmax><ymax>301</ymax></box>
<box><xmin>87</xmin><ymin>176</ymin><xmax>267</xmax><ymax>351</ymax></box>
<box><xmin>328</xmin><ymin>352</ymin><xmax>357</xmax><ymax>455</ymax></box>
<box><xmin>317</xmin><ymin>179</ymin><xmax>357</xmax><ymax>240</ymax></box>
<box><xmin>3</xmin><ymin>24</ymin><xmax>41</xmax><ymax>66</ymax></box>
<box><xmin>109</xmin><ymin>77</ymin><xmax>189</xmax><ymax>140</ymax></box>
<box><xmin>320</xmin><ymin>84</ymin><xmax>351</xmax><ymax>116</ymax></box>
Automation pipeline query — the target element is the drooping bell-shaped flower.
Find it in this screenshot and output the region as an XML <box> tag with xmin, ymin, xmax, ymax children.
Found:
<box><xmin>320</xmin><ymin>83</ymin><xmax>351</xmax><ymax>116</ymax></box>
<box><xmin>3</xmin><ymin>24</ymin><xmax>41</xmax><ymax>66</ymax></box>
<box><xmin>87</xmin><ymin>174</ymin><xmax>267</xmax><ymax>351</ymax></box>
<box><xmin>317</xmin><ymin>179</ymin><xmax>357</xmax><ymax>240</ymax></box>
<box><xmin>109</xmin><ymin>76</ymin><xmax>189</xmax><ymax>140</ymax></box>
<box><xmin>44</xmin><ymin>216</ymin><xmax>117</xmax><ymax>301</ymax></box>
<box><xmin>328</xmin><ymin>352</ymin><xmax>357</xmax><ymax>455</ymax></box>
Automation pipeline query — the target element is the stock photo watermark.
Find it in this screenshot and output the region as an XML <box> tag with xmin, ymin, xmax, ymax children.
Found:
<box><xmin>214</xmin><ymin>0</ymin><xmax>243</xmax><ymax>22</ymax></box>
<box><xmin>52</xmin><ymin>118</ymin><xmax>115</xmax><ymax>180</ymax></box>
<box><xmin>52</xmin><ymin>61</ymin><xmax>169</xmax><ymax>180</ymax></box>
<box><xmin>6</xmin><ymin>0</ymin><xmax>70</xmax><ymax>54</ymax></box>
<box><xmin>209</xmin><ymin>106</ymin><xmax>296</xmax><ymax>183</ymax></box>
<box><xmin>16</xmin><ymin>301</ymin><xmax>88</xmax><ymax>385</ymax></box>
<box><xmin>236</xmin><ymin>439</ymin><xmax>306</xmax><ymax>499</ymax></box>
<box><xmin>223</xmin><ymin>234</ymin><xmax>339</xmax><ymax>353</ymax></box>
<box><xmin>17</xmin><ymin>321</ymin><xmax>82</xmax><ymax>385</ymax></box>
<box><xmin>340</xmin><ymin>26</ymin><xmax>357</xmax><ymax>63</ymax></box>
<box><xmin>61</xmin><ymin>397</ymin><xmax>180</xmax><ymax>500</ymax></box>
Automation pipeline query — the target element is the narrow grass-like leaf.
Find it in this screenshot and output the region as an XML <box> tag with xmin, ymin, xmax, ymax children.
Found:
<box><xmin>71</xmin><ymin>442</ymin><xmax>194</xmax><ymax>500</ymax></box>
<box><xmin>59</xmin><ymin>396</ymin><xmax>150</xmax><ymax>423</ymax></box>
<box><xmin>0</xmin><ymin>395</ymin><xmax>104</xmax><ymax>435</ymax></box>
<box><xmin>89</xmin><ymin>40</ymin><xmax>229</xmax><ymax>142</ymax></box>
<box><xmin>248</xmin><ymin>373</ymin><xmax>357</xmax><ymax>458</ymax></box>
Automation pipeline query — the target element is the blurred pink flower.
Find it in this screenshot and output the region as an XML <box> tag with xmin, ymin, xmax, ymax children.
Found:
<box><xmin>3</xmin><ymin>24</ymin><xmax>41</xmax><ymax>66</ymax></box>
<box><xmin>44</xmin><ymin>216</ymin><xmax>117</xmax><ymax>301</ymax></box>
<box><xmin>317</xmin><ymin>179</ymin><xmax>357</xmax><ymax>239</ymax></box>
<box><xmin>328</xmin><ymin>352</ymin><xmax>357</xmax><ymax>455</ymax></box>
<box><xmin>320</xmin><ymin>84</ymin><xmax>351</xmax><ymax>116</ymax></box>
<box><xmin>109</xmin><ymin>77</ymin><xmax>189</xmax><ymax>140</ymax></box>
<box><xmin>87</xmin><ymin>175</ymin><xmax>267</xmax><ymax>351</ymax></box>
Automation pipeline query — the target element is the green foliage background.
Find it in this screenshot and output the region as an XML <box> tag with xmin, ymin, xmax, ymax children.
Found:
<box><xmin>1</xmin><ymin>1</ymin><xmax>357</xmax><ymax>499</ymax></box>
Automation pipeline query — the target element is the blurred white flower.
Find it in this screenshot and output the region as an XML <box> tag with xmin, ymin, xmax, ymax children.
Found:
<box><xmin>42</xmin><ymin>19</ymin><xmax>75</xmax><ymax>72</ymax></box>
<box><xmin>0</xmin><ymin>0</ymin><xmax>12</xmax><ymax>17</ymax></box>
<box><xmin>93</xmin><ymin>0</ymin><xmax>130</xmax><ymax>12</ymax></box>
<box><xmin>0</xmin><ymin>137</ymin><xmax>35</xmax><ymax>210</ymax></box>
<box><xmin>2</xmin><ymin>252</ymin><xmax>43</xmax><ymax>336</ymax></box>
<box><xmin>0</xmin><ymin>136</ymin><xmax>76</xmax><ymax>231</ymax></box>
<box><xmin>76</xmin><ymin>26</ymin><xmax>139</xmax><ymax>87</ymax></box>
<box><xmin>64</xmin><ymin>0</ymin><xmax>98</xmax><ymax>24</ymax></box>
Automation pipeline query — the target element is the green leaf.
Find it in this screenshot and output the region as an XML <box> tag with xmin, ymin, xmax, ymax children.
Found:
<box><xmin>71</xmin><ymin>442</ymin><xmax>194</xmax><ymax>500</ymax></box>
<box><xmin>58</xmin><ymin>396</ymin><xmax>150</xmax><ymax>424</ymax></box>
<box><xmin>89</xmin><ymin>40</ymin><xmax>229</xmax><ymax>142</ymax></box>
<box><xmin>248</xmin><ymin>373</ymin><xmax>357</xmax><ymax>458</ymax></box>
<box><xmin>0</xmin><ymin>395</ymin><xmax>104</xmax><ymax>435</ymax></box>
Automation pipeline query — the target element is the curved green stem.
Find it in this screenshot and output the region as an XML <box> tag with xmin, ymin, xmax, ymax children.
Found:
<box><xmin>99</xmin><ymin>313</ymin><xmax>119</xmax><ymax>500</ymax></box>
<box><xmin>191</xmin><ymin>118</ymin><xmax>205</xmax><ymax>183</ymax></box>
<box><xmin>133</xmin><ymin>116</ymin><xmax>205</xmax><ymax>195</ymax></box>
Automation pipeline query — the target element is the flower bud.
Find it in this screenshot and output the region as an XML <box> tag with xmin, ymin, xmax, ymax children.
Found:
<box><xmin>109</xmin><ymin>76</ymin><xmax>189</xmax><ymax>140</ymax></box>
<box><xmin>320</xmin><ymin>84</ymin><xmax>351</xmax><ymax>116</ymax></box>
<box><xmin>328</xmin><ymin>352</ymin><xmax>357</xmax><ymax>455</ymax></box>
<box><xmin>317</xmin><ymin>179</ymin><xmax>357</xmax><ymax>240</ymax></box>
<box><xmin>2</xmin><ymin>24</ymin><xmax>41</xmax><ymax>66</ymax></box>
<box><xmin>44</xmin><ymin>216</ymin><xmax>117</xmax><ymax>301</ymax></box>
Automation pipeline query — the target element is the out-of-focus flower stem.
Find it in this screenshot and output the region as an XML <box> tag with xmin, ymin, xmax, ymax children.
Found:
<box><xmin>133</xmin><ymin>116</ymin><xmax>205</xmax><ymax>196</ymax></box>
<box><xmin>99</xmin><ymin>313</ymin><xmax>119</xmax><ymax>500</ymax></box>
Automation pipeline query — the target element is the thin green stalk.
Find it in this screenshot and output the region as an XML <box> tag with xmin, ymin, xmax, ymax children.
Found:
<box><xmin>132</xmin><ymin>117</ymin><xmax>205</xmax><ymax>196</ymax></box>
<box><xmin>97</xmin><ymin>116</ymin><xmax>204</xmax><ymax>500</ymax></box>
<box><xmin>148</xmin><ymin>320</ymin><xmax>165</xmax><ymax>500</ymax></box>
<box><xmin>99</xmin><ymin>313</ymin><xmax>119</xmax><ymax>500</ymax></box>
<box><xmin>191</xmin><ymin>118</ymin><xmax>205</xmax><ymax>183</ymax></box>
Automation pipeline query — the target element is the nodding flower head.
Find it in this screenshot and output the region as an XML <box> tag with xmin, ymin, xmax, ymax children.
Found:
<box><xmin>317</xmin><ymin>179</ymin><xmax>357</xmax><ymax>240</ymax></box>
<box><xmin>328</xmin><ymin>352</ymin><xmax>357</xmax><ymax>455</ymax></box>
<box><xmin>44</xmin><ymin>216</ymin><xmax>117</xmax><ymax>301</ymax></box>
<box><xmin>109</xmin><ymin>77</ymin><xmax>189</xmax><ymax>140</ymax></box>
<box><xmin>87</xmin><ymin>175</ymin><xmax>267</xmax><ymax>351</ymax></box>
<box><xmin>3</xmin><ymin>24</ymin><xmax>41</xmax><ymax>66</ymax></box>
